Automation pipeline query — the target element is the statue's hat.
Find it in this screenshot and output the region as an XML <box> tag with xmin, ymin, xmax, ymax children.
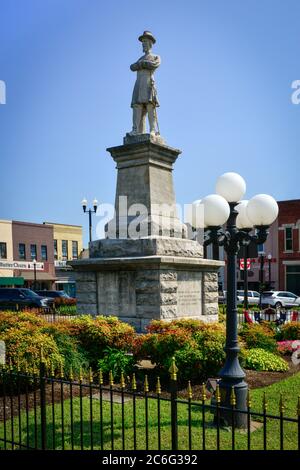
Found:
<box><xmin>138</xmin><ymin>31</ymin><xmax>156</xmax><ymax>44</ymax></box>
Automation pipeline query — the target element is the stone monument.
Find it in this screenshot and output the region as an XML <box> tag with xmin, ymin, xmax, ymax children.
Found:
<box><xmin>70</xmin><ymin>32</ymin><xmax>223</xmax><ymax>331</ymax></box>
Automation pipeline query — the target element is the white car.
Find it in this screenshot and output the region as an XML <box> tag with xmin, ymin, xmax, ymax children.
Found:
<box><xmin>261</xmin><ymin>291</ymin><xmax>300</xmax><ymax>309</ymax></box>
<box><xmin>237</xmin><ymin>290</ymin><xmax>261</xmax><ymax>305</ymax></box>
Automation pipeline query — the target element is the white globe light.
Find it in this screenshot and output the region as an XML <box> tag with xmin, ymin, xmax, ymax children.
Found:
<box><xmin>202</xmin><ymin>194</ymin><xmax>230</xmax><ymax>227</ymax></box>
<box><xmin>246</xmin><ymin>194</ymin><xmax>279</xmax><ymax>226</ymax></box>
<box><xmin>236</xmin><ymin>200</ymin><xmax>253</xmax><ymax>229</ymax></box>
<box><xmin>216</xmin><ymin>172</ymin><xmax>246</xmax><ymax>202</ymax></box>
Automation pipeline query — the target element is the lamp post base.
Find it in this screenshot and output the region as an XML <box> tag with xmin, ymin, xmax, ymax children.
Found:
<box><xmin>217</xmin><ymin>380</ymin><xmax>248</xmax><ymax>428</ymax></box>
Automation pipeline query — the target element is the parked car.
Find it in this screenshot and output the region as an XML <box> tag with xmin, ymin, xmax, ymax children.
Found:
<box><xmin>35</xmin><ymin>290</ymin><xmax>72</xmax><ymax>299</ymax></box>
<box><xmin>218</xmin><ymin>290</ymin><xmax>226</xmax><ymax>304</ymax></box>
<box><xmin>261</xmin><ymin>291</ymin><xmax>300</xmax><ymax>309</ymax></box>
<box><xmin>218</xmin><ymin>290</ymin><xmax>240</xmax><ymax>304</ymax></box>
<box><xmin>237</xmin><ymin>290</ymin><xmax>261</xmax><ymax>305</ymax></box>
<box><xmin>0</xmin><ymin>288</ymin><xmax>54</xmax><ymax>310</ymax></box>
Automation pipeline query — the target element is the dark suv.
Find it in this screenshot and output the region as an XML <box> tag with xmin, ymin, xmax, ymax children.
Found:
<box><xmin>0</xmin><ymin>288</ymin><xmax>54</xmax><ymax>310</ymax></box>
<box><xmin>35</xmin><ymin>290</ymin><xmax>71</xmax><ymax>299</ymax></box>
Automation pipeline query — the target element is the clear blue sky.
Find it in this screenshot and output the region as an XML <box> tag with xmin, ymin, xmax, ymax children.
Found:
<box><xmin>0</xmin><ymin>0</ymin><xmax>299</xmax><ymax>246</ymax></box>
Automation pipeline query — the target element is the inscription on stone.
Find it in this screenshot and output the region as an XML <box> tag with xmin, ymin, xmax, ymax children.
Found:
<box><xmin>176</xmin><ymin>271</ymin><xmax>202</xmax><ymax>317</ymax></box>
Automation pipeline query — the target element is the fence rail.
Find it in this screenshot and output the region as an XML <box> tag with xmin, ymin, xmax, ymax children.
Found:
<box><xmin>0</xmin><ymin>361</ymin><xmax>299</xmax><ymax>451</ymax></box>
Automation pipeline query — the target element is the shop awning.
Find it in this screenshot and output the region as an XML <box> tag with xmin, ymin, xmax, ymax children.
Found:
<box><xmin>0</xmin><ymin>277</ymin><xmax>24</xmax><ymax>286</ymax></box>
<box><xmin>21</xmin><ymin>272</ymin><xmax>57</xmax><ymax>281</ymax></box>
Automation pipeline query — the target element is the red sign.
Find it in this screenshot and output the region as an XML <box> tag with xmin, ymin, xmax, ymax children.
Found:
<box><xmin>239</xmin><ymin>258</ymin><xmax>251</xmax><ymax>270</ymax></box>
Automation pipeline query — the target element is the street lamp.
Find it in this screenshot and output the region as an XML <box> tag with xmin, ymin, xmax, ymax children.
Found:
<box><xmin>194</xmin><ymin>172</ymin><xmax>278</xmax><ymax>427</ymax></box>
<box><xmin>267</xmin><ymin>253</ymin><xmax>272</xmax><ymax>288</ymax></box>
<box><xmin>33</xmin><ymin>258</ymin><xmax>37</xmax><ymax>291</ymax></box>
<box><xmin>81</xmin><ymin>198</ymin><xmax>98</xmax><ymax>244</ymax></box>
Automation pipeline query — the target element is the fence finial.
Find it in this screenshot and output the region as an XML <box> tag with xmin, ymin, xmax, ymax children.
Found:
<box><xmin>247</xmin><ymin>389</ymin><xmax>251</xmax><ymax>408</ymax></box>
<box><xmin>109</xmin><ymin>370</ymin><xmax>114</xmax><ymax>386</ymax></box>
<box><xmin>230</xmin><ymin>387</ymin><xmax>236</xmax><ymax>406</ymax></box>
<box><xmin>216</xmin><ymin>383</ymin><xmax>221</xmax><ymax>404</ymax></box>
<box><xmin>169</xmin><ymin>356</ymin><xmax>178</xmax><ymax>381</ymax></box>
<box><xmin>201</xmin><ymin>383</ymin><xmax>206</xmax><ymax>401</ymax></box>
<box><xmin>156</xmin><ymin>376</ymin><xmax>161</xmax><ymax>395</ymax></box>
<box><xmin>60</xmin><ymin>361</ymin><xmax>64</xmax><ymax>379</ymax></box>
<box><xmin>120</xmin><ymin>371</ymin><xmax>125</xmax><ymax>389</ymax></box>
<box><xmin>79</xmin><ymin>366</ymin><xmax>83</xmax><ymax>383</ymax></box>
<box><xmin>99</xmin><ymin>368</ymin><xmax>103</xmax><ymax>385</ymax></box>
<box><xmin>89</xmin><ymin>367</ymin><xmax>93</xmax><ymax>384</ymax></box>
<box><xmin>132</xmin><ymin>373</ymin><xmax>137</xmax><ymax>391</ymax></box>
<box><xmin>144</xmin><ymin>374</ymin><xmax>149</xmax><ymax>393</ymax></box>
<box><xmin>69</xmin><ymin>365</ymin><xmax>74</xmax><ymax>381</ymax></box>
<box><xmin>187</xmin><ymin>380</ymin><xmax>193</xmax><ymax>400</ymax></box>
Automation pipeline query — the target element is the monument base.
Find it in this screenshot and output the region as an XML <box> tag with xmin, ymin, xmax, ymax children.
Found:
<box><xmin>70</xmin><ymin>252</ymin><xmax>222</xmax><ymax>331</ymax></box>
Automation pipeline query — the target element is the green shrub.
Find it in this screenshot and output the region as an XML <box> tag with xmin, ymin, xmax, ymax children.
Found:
<box><xmin>0</xmin><ymin>311</ymin><xmax>46</xmax><ymax>333</ymax></box>
<box><xmin>68</xmin><ymin>315</ymin><xmax>136</xmax><ymax>368</ymax></box>
<box><xmin>244</xmin><ymin>348</ymin><xmax>289</xmax><ymax>372</ymax></box>
<box><xmin>279</xmin><ymin>322</ymin><xmax>300</xmax><ymax>341</ymax></box>
<box><xmin>134</xmin><ymin>328</ymin><xmax>194</xmax><ymax>369</ymax></box>
<box><xmin>135</xmin><ymin>320</ymin><xmax>226</xmax><ymax>382</ymax></box>
<box><xmin>41</xmin><ymin>325</ymin><xmax>90</xmax><ymax>377</ymax></box>
<box><xmin>239</xmin><ymin>323</ymin><xmax>277</xmax><ymax>353</ymax></box>
<box><xmin>0</xmin><ymin>324</ymin><xmax>63</xmax><ymax>374</ymax></box>
<box><xmin>98</xmin><ymin>347</ymin><xmax>134</xmax><ymax>380</ymax></box>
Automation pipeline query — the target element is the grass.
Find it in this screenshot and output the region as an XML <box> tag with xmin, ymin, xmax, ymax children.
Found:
<box><xmin>0</xmin><ymin>373</ymin><xmax>299</xmax><ymax>451</ymax></box>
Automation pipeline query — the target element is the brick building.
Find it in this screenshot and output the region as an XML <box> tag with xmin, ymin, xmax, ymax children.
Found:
<box><xmin>277</xmin><ymin>200</ymin><xmax>300</xmax><ymax>295</ymax></box>
<box><xmin>11</xmin><ymin>221</ymin><xmax>56</xmax><ymax>289</ymax></box>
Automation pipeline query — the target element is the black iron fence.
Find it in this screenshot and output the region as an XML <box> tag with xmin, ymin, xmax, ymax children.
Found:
<box><xmin>0</xmin><ymin>360</ymin><xmax>299</xmax><ymax>451</ymax></box>
<box><xmin>0</xmin><ymin>306</ymin><xmax>78</xmax><ymax>323</ymax></box>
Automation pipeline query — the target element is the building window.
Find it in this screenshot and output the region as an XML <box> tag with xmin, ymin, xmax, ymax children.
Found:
<box><xmin>0</xmin><ymin>242</ymin><xmax>7</xmax><ymax>259</ymax></box>
<box><xmin>285</xmin><ymin>227</ymin><xmax>293</xmax><ymax>251</ymax></box>
<box><xmin>30</xmin><ymin>244</ymin><xmax>37</xmax><ymax>260</ymax></box>
<box><xmin>54</xmin><ymin>239</ymin><xmax>58</xmax><ymax>260</ymax></box>
<box><xmin>257</xmin><ymin>243</ymin><xmax>265</xmax><ymax>254</ymax></box>
<box><xmin>72</xmin><ymin>241</ymin><xmax>78</xmax><ymax>259</ymax></box>
<box><xmin>41</xmin><ymin>245</ymin><xmax>48</xmax><ymax>261</ymax></box>
<box><xmin>19</xmin><ymin>243</ymin><xmax>26</xmax><ymax>260</ymax></box>
<box><xmin>62</xmin><ymin>240</ymin><xmax>68</xmax><ymax>260</ymax></box>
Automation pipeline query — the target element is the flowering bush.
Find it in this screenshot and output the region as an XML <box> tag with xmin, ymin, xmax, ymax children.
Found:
<box><xmin>239</xmin><ymin>322</ymin><xmax>278</xmax><ymax>353</ymax></box>
<box><xmin>279</xmin><ymin>322</ymin><xmax>300</xmax><ymax>341</ymax></box>
<box><xmin>54</xmin><ymin>297</ymin><xmax>77</xmax><ymax>306</ymax></box>
<box><xmin>68</xmin><ymin>315</ymin><xmax>136</xmax><ymax>368</ymax></box>
<box><xmin>277</xmin><ymin>340</ymin><xmax>300</xmax><ymax>355</ymax></box>
<box><xmin>0</xmin><ymin>324</ymin><xmax>63</xmax><ymax>374</ymax></box>
<box><xmin>244</xmin><ymin>348</ymin><xmax>289</xmax><ymax>372</ymax></box>
<box><xmin>134</xmin><ymin>319</ymin><xmax>226</xmax><ymax>381</ymax></box>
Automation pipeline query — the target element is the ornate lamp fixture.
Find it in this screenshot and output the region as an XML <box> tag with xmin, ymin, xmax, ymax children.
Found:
<box><xmin>193</xmin><ymin>172</ymin><xmax>278</xmax><ymax>427</ymax></box>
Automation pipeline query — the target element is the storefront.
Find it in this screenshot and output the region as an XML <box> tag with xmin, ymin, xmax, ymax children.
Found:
<box><xmin>0</xmin><ymin>276</ymin><xmax>24</xmax><ymax>287</ymax></box>
<box><xmin>54</xmin><ymin>261</ymin><xmax>76</xmax><ymax>297</ymax></box>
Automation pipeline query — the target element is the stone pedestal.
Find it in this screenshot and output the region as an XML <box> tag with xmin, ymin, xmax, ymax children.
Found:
<box><xmin>70</xmin><ymin>136</ymin><xmax>223</xmax><ymax>330</ymax></box>
<box><xmin>72</xmin><ymin>255</ymin><xmax>222</xmax><ymax>331</ymax></box>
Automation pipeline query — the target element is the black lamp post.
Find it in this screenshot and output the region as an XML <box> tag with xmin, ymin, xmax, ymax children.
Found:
<box><xmin>81</xmin><ymin>198</ymin><xmax>98</xmax><ymax>244</ymax></box>
<box><xmin>267</xmin><ymin>253</ymin><xmax>272</xmax><ymax>288</ymax></box>
<box><xmin>259</xmin><ymin>253</ymin><xmax>265</xmax><ymax>308</ymax></box>
<box><xmin>198</xmin><ymin>173</ymin><xmax>278</xmax><ymax>428</ymax></box>
<box><xmin>33</xmin><ymin>258</ymin><xmax>37</xmax><ymax>291</ymax></box>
